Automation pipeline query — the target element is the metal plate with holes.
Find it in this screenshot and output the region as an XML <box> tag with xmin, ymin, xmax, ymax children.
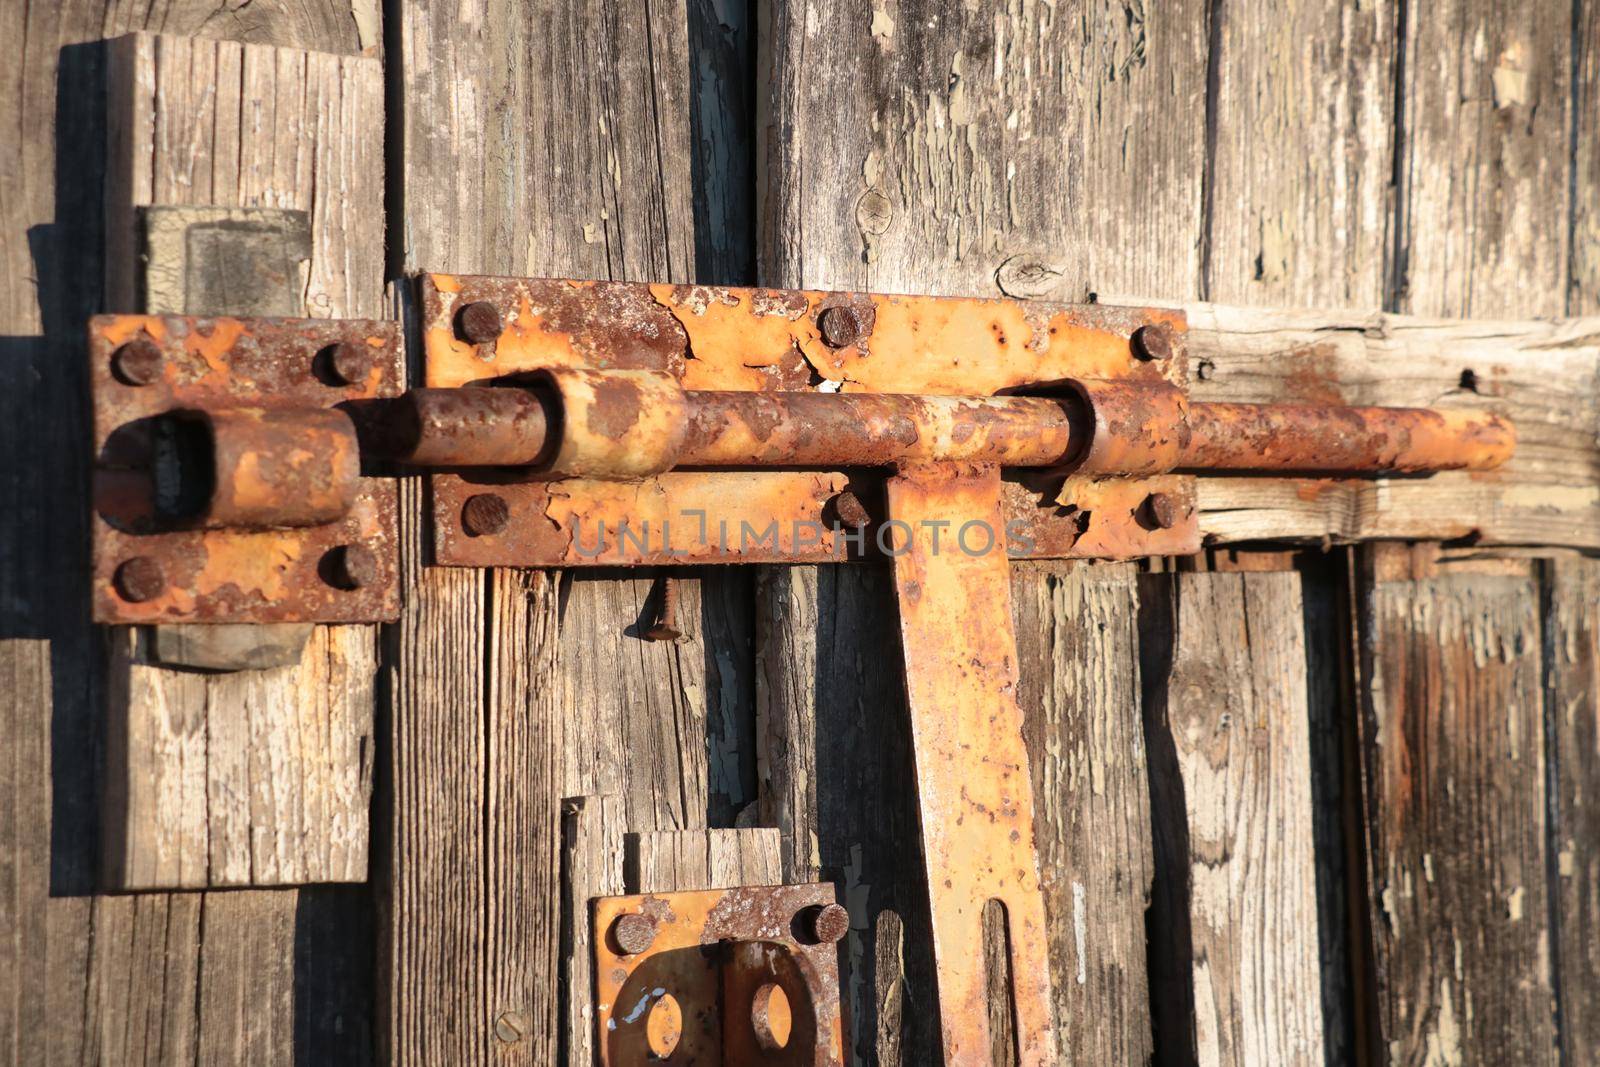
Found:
<box><xmin>419</xmin><ymin>274</ymin><xmax>1200</xmax><ymax>566</ymax></box>
<box><xmin>593</xmin><ymin>884</ymin><xmax>845</xmax><ymax>1066</ymax></box>
<box><xmin>88</xmin><ymin>313</ymin><xmax>402</xmax><ymax>624</ymax></box>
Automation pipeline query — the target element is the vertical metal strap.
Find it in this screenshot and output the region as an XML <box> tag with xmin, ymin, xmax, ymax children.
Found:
<box><xmin>885</xmin><ymin>463</ymin><xmax>1057</xmax><ymax>1066</ymax></box>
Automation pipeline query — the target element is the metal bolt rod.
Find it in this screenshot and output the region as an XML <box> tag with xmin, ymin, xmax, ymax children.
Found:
<box><xmin>382</xmin><ymin>380</ymin><xmax>1514</xmax><ymax>477</ymax></box>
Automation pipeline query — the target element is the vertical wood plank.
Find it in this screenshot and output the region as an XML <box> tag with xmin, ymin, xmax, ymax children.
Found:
<box><xmin>1205</xmin><ymin>0</ymin><xmax>1396</xmax><ymax>309</ymax></box>
<box><xmin>1394</xmin><ymin>0</ymin><xmax>1572</xmax><ymax>317</ymax></box>
<box><xmin>758</xmin><ymin>4</ymin><xmax>1207</xmax><ymax>1060</ymax></box>
<box><xmin>1543</xmin><ymin>559</ymin><xmax>1600</xmax><ymax>1061</ymax></box>
<box><xmin>1141</xmin><ymin>571</ymin><xmax>1325</xmax><ymax>1065</ymax></box>
<box><xmin>101</xmin><ymin>31</ymin><xmax>382</xmax><ymax>891</ymax></box>
<box><xmin>1011</xmin><ymin>562</ymin><xmax>1153</xmax><ymax>1065</ymax></box>
<box><xmin>1574</xmin><ymin>0</ymin><xmax>1600</xmax><ymax>315</ymax></box>
<box><xmin>561</xmin><ymin>795</ymin><xmax>626</xmax><ymax>1066</ymax></box>
<box><xmin>384</xmin><ymin>4</ymin><xmax>717</xmax><ymax>1064</ymax></box>
<box><xmin>1361</xmin><ymin>570</ymin><xmax>1555</xmax><ymax>1064</ymax></box>
<box><xmin>630</xmin><ymin>828</ymin><xmax>785</xmax><ymax>892</ymax></box>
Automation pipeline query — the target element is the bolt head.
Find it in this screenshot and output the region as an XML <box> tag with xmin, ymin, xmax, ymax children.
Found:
<box><xmin>1131</xmin><ymin>323</ymin><xmax>1174</xmax><ymax>362</ymax></box>
<box><xmin>113</xmin><ymin>557</ymin><xmax>166</xmax><ymax>602</ymax></box>
<box><xmin>800</xmin><ymin>902</ymin><xmax>850</xmax><ymax>944</ymax></box>
<box><xmin>462</xmin><ymin>493</ymin><xmax>511</xmax><ymax>536</ymax></box>
<box><xmin>611</xmin><ymin>912</ymin><xmax>658</xmax><ymax>955</ymax></box>
<box><xmin>818</xmin><ymin>304</ymin><xmax>871</xmax><ymax>348</ymax></box>
<box><xmin>321</xmin><ymin>544</ymin><xmax>378</xmax><ymax>590</ymax></box>
<box><xmin>457</xmin><ymin>300</ymin><xmax>504</xmax><ymax>346</ymax></box>
<box><xmin>1139</xmin><ymin>492</ymin><xmax>1179</xmax><ymax>531</ymax></box>
<box><xmin>112</xmin><ymin>339</ymin><xmax>164</xmax><ymax>386</ymax></box>
<box><xmin>828</xmin><ymin>489</ymin><xmax>871</xmax><ymax>529</ymax></box>
<box><xmin>317</xmin><ymin>341</ymin><xmax>373</xmax><ymax>387</ymax></box>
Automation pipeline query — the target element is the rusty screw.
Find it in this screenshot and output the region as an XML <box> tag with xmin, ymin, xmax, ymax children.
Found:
<box><xmin>1138</xmin><ymin>492</ymin><xmax>1179</xmax><ymax>531</ymax></box>
<box><xmin>493</xmin><ymin>1010</ymin><xmax>529</xmax><ymax>1044</ymax></box>
<box><xmin>828</xmin><ymin>489</ymin><xmax>871</xmax><ymax>529</ymax></box>
<box><xmin>322</xmin><ymin>544</ymin><xmax>378</xmax><ymax>590</ymax></box>
<box><xmin>113</xmin><ymin>557</ymin><xmax>165</xmax><ymax>603</ymax></box>
<box><xmin>462</xmin><ymin>493</ymin><xmax>511</xmax><ymax>536</ymax></box>
<box><xmin>317</xmin><ymin>341</ymin><xmax>374</xmax><ymax>387</ymax></box>
<box><xmin>1131</xmin><ymin>323</ymin><xmax>1173</xmax><ymax>362</ymax></box>
<box><xmin>457</xmin><ymin>300</ymin><xmax>504</xmax><ymax>346</ymax></box>
<box><xmin>611</xmin><ymin>912</ymin><xmax>659</xmax><ymax>955</ymax></box>
<box><xmin>111</xmin><ymin>338</ymin><xmax>163</xmax><ymax>386</ymax></box>
<box><xmin>817</xmin><ymin>304</ymin><xmax>870</xmax><ymax>348</ymax></box>
<box><xmin>644</xmin><ymin>577</ymin><xmax>681</xmax><ymax>642</ymax></box>
<box><xmin>798</xmin><ymin>902</ymin><xmax>850</xmax><ymax>945</ymax></box>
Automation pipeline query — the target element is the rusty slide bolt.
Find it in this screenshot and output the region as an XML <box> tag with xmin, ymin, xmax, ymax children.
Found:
<box><xmin>1131</xmin><ymin>323</ymin><xmax>1173</xmax><ymax>362</ymax></box>
<box><xmin>321</xmin><ymin>544</ymin><xmax>377</xmax><ymax>590</ymax></box>
<box><xmin>798</xmin><ymin>903</ymin><xmax>850</xmax><ymax>945</ymax></box>
<box><xmin>462</xmin><ymin>493</ymin><xmax>511</xmax><ymax>536</ymax></box>
<box><xmin>610</xmin><ymin>912</ymin><xmax>658</xmax><ymax>955</ymax></box>
<box><xmin>111</xmin><ymin>338</ymin><xmax>163</xmax><ymax>386</ymax></box>
<box><xmin>456</xmin><ymin>300</ymin><xmax>504</xmax><ymax>346</ymax></box>
<box><xmin>114</xmin><ymin>557</ymin><xmax>166</xmax><ymax>602</ymax></box>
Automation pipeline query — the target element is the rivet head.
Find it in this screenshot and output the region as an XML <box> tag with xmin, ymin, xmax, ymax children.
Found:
<box><xmin>828</xmin><ymin>489</ymin><xmax>871</xmax><ymax>529</ymax></box>
<box><xmin>611</xmin><ymin>912</ymin><xmax>658</xmax><ymax>955</ymax></box>
<box><xmin>457</xmin><ymin>300</ymin><xmax>504</xmax><ymax>346</ymax></box>
<box><xmin>317</xmin><ymin>341</ymin><xmax>373</xmax><ymax>387</ymax></box>
<box><xmin>1139</xmin><ymin>492</ymin><xmax>1179</xmax><ymax>531</ymax></box>
<box><xmin>494</xmin><ymin>1010</ymin><xmax>529</xmax><ymax>1044</ymax></box>
<box><xmin>818</xmin><ymin>304</ymin><xmax>870</xmax><ymax>348</ymax></box>
<box><xmin>321</xmin><ymin>544</ymin><xmax>377</xmax><ymax>590</ymax></box>
<box><xmin>799</xmin><ymin>902</ymin><xmax>850</xmax><ymax>944</ymax></box>
<box><xmin>113</xmin><ymin>557</ymin><xmax>165</xmax><ymax>602</ymax></box>
<box><xmin>112</xmin><ymin>339</ymin><xmax>164</xmax><ymax>386</ymax></box>
<box><xmin>1131</xmin><ymin>323</ymin><xmax>1173</xmax><ymax>362</ymax></box>
<box><xmin>462</xmin><ymin>493</ymin><xmax>511</xmax><ymax>536</ymax></box>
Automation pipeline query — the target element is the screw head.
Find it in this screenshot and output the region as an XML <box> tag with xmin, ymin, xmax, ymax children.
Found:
<box><xmin>799</xmin><ymin>902</ymin><xmax>850</xmax><ymax>944</ymax></box>
<box><xmin>321</xmin><ymin>544</ymin><xmax>378</xmax><ymax>590</ymax></box>
<box><xmin>817</xmin><ymin>304</ymin><xmax>871</xmax><ymax>348</ymax></box>
<box><xmin>113</xmin><ymin>557</ymin><xmax>166</xmax><ymax>602</ymax></box>
<box><xmin>1131</xmin><ymin>323</ymin><xmax>1174</xmax><ymax>362</ymax></box>
<box><xmin>494</xmin><ymin>1010</ymin><xmax>529</xmax><ymax>1044</ymax></box>
<box><xmin>462</xmin><ymin>493</ymin><xmax>511</xmax><ymax>536</ymax></box>
<box><xmin>611</xmin><ymin>912</ymin><xmax>659</xmax><ymax>955</ymax></box>
<box><xmin>457</xmin><ymin>300</ymin><xmax>504</xmax><ymax>345</ymax></box>
<box><xmin>1139</xmin><ymin>492</ymin><xmax>1179</xmax><ymax>531</ymax></box>
<box><xmin>317</xmin><ymin>341</ymin><xmax>374</xmax><ymax>387</ymax></box>
<box><xmin>112</xmin><ymin>338</ymin><xmax>164</xmax><ymax>386</ymax></box>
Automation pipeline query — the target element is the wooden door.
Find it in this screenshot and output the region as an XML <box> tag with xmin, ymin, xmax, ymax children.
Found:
<box><xmin>3</xmin><ymin>2</ymin><xmax>1598</xmax><ymax>1065</ymax></box>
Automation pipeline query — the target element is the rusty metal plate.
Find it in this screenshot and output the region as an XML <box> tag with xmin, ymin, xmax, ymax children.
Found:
<box><xmin>886</xmin><ymin>464</ymin><xmax>1057</xmax><ymax>1066</ymax></box>
<box><xmin>593</xmin><ymin>884</ymin><xmax>845</xmax><ymax>1066</ymax></box>
<box><xmin>420</xmin><ymin>274</ymin><xmax>1197</xmax><ymax>564</ymax></box>
<box><xmin>432</xmin><ymin>470</ymin><xmax>1198</xmax><ymax>565</ymax></box>
<box><xmin>89</xmin><ymin>314</ymin><xmax>402</xmax><ymax>624</ymax></box>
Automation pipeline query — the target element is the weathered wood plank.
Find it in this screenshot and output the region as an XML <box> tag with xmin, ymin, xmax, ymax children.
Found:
<box><xmin>630</xmin><ymin>828</ymin><xmax>784</xmax><ymax>891</ymax></box>
<box><xmin>383</xmin><ymin>3</ymin><xmax>720</xmax><ymax>1064</ymax></box>
<box><xmin>1359</xmin><ymin>565</ymin><xmax>1556</xmax><ymax>1064</ymax></box>
<box><xmin>758</xmin><ymin>4</ymin><xmax>1206</xmax><ymax>1060</ymax></box>
<box><xmin>1141</xmin><ymin>571</ymin><xmax>1325</xmax><ymax>1065</ymax></box>
<box><xmin>1011</xmin><ymin>562</ymin><xmax>1153</xmax><ymax>1065</ymax></box>
<box><xmin>1183</xmin><ymin>306</ymin><xmax>1600</xmax><ymax>550</ymax></box>
<box><xmin>100</xmin><ymin>31</ymin><xmax>381</xmax><ymax>890</ymax></box>
<box><xmin>561</xmin><ymin>795</ymin><xmax>626</xmax><ymax>1067</ymax></box>
<box><xmin>1543</xmin><ymin>558</ymin><xmax>1600</xmax><ymax>1062</ymax></box>
<box><xmin>1575</xmin><ymin>0</ymin><xmax>1600</xmax><ymax>316</ymax></box>
<box><xmin>1205</xmin><ymin>0</ymin><xmax>1396</xmax><ymax>309</ymax></box>
<box><xmin>0</xmin><ymin>642</ymin><xmax>51</xmax><ymax>1066</ymax></box>
<box><xmin>1394</xmin><ymin>0</ymin><xmax>1571</xmax><ymax>319</ymax></box>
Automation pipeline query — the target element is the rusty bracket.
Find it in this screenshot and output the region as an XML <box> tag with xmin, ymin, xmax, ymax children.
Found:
<box><xmin>592</xmin><ymin>884</ymin><xmax>847</xmax><ymax>1066</ymax></box>
<box><xmin>88</xmin><ymin>313</ymin><xmax>402</xmax><ymax>624</ymax></box>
